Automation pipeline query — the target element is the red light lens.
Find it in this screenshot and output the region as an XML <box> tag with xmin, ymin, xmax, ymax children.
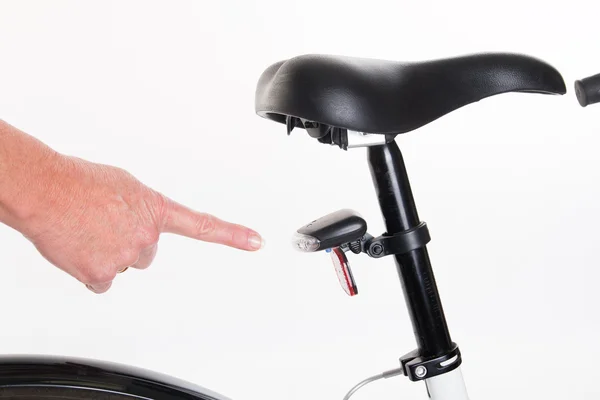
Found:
<box><xmin>328</xmin><ymin>247</ymin><xmax>358</xmax><ymax>296</ymax></box>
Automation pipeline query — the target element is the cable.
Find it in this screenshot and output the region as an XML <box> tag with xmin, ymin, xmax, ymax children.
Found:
<box><xmin>342</xmin><ymin>367</ymin><xmax>405</xmax><ymax>400</ymax></box>
<box><xmin>343</xmin><ymin>374</ymin><xmax>382</xmax><ymax>400</ymax></box>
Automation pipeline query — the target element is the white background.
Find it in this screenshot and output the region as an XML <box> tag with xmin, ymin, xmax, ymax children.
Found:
<box><xmin>0</xmin><ymin>1</ymin><xmax>599</xmax><ymax>399</ymax></box>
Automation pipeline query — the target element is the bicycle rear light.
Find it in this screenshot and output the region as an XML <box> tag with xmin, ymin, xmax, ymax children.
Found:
<box><xmin>294</xmin><ymin>209</ymin><xmax>367</xmax><ymax>251</ymax></box>
<box><xmin>293</xmin><ymin>209</ymin><xmax>367</xmax><ymax>296</ymax></box>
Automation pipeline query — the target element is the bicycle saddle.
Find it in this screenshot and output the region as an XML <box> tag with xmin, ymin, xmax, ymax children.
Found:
<box><xmin>255</xmin><ymin>53</ymin><xmax>566</xmax><ymax>136</ymax></box>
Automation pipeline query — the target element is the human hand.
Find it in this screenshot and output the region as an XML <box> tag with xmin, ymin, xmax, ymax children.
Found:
<box><xmin>11</xmin><ymin>152</ymin><xmax>264</xmax><ymax>294</ymax></box>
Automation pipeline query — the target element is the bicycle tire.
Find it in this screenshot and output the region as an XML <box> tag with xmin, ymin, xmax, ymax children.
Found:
<box><xmin>0</xmin><ymin>355</ymin><xmax>231</xmax><ymax>400</ymax></box>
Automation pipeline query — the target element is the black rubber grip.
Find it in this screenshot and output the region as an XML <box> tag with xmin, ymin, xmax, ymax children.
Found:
<box><xmin>575</xmin><ymin>73</ymin><xmax>600</xmax><ymax>107</ymax></box>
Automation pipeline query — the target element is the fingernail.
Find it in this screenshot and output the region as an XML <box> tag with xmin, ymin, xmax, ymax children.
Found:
<box><xmin>248</xmin><ymin>234</ymin><xmax>265</xmax><ymax>250</ymax></box>
<box><xmin>86</xmin><ymin>282</ymin><xmax>111</xmax><ymax>294</ymax></box>
<box><xmin>86</xmin><ymin>284</ymin><xmax>99</xmax><ymax>293</ymax></box>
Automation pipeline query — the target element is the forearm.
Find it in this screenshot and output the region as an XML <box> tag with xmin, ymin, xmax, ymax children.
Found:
<box><xmin>0</xmin><ymin>120</ymin><xmax>62</xmax><ymax>230</ymax></box>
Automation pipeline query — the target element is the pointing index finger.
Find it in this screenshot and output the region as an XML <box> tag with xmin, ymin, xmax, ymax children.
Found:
<box><xmin>161</xmin><ymin>199</ymin><xmax>264</xmax><ymax>251</ymax></box>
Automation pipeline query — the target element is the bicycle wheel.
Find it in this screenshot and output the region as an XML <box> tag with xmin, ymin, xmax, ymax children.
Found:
<box><xmin>0</xmin><ymin>355</ymin><xmax>231</xmax><ymax>399</ymax></box>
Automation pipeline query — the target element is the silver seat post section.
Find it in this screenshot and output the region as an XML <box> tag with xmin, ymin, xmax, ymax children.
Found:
<box><xmin>346</xmin><ymin>130</ymin><xmax>389</xmax><ymax>148</ymax></box>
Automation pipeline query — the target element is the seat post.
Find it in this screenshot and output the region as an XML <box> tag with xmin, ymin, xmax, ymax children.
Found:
<box><xmin>367</xmin><ymin>140</ymin><xmax>453</xmax><ymax>358</ymax></box>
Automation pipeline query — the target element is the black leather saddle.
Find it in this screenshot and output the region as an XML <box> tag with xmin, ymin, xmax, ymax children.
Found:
<box><xmin>255</xmin><ymin>53</ymin><xmax>566</xmax><ymax>136</ymax></box>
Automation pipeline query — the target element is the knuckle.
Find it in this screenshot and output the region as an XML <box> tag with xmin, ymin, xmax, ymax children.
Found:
<box><xmin>150</xmin><ymin>192</ymin><xmax>170</xmax><ymax>230</ymax></box>
<box><xmin>113</xmin><ymin>166</ymin><xmax>135</xmax><ymax>180</ymax></box>
<box><xmin>140</xmin><ymin>190</ymin><xmax>165</xmax><ymax>225</ymax></box>
<box><xmin>153</xmin><ymin>192</ymin><xmax>168</xmax><ymax>214</ymax></box>
<box><xmin>78</xmin><ymin>264</ymin><xmax>96</xmax><ymax>284</ymax></box>
<box><xmin>119</xmin><ymin>248</ymin><xmax>139</xmax><ymax>267</ymax></box>
<box><xmin>194</xmin><ymin>214</ymin><xmax>216</xmax><ymax>237</ymax></box>
<box><xmin>85</xmin><ymin>266</ymin><xmax>116</xmax><ymax>284</ymax></box>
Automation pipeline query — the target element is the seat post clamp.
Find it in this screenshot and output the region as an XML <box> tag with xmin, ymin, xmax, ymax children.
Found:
<box><xmin>400</xmin><ymin>344</ymin><xmax>462</xmax><ymax>381</ymax></box>
<box><xmin>365</xmin><ymin>222</ymin><xmax>431</xmax><ymax>258</ymax></box>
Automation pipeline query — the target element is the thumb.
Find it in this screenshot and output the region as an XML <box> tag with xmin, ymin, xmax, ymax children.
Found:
<box><xmin>160</xmin><ymin>198</ymin><xmax>264</xmax><ymax>251</ymax></box>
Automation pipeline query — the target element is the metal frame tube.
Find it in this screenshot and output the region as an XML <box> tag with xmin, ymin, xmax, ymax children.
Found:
<box><xmin>425</xmin><ymin>367</ymin><xmax>469</xmax><ymax>400</ymax></box>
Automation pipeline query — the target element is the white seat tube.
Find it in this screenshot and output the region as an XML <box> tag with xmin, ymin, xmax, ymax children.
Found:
<box><xmin>424</xmin><ymin>367</ymin><xmax>469</xmax><ymax>400</ymax></box>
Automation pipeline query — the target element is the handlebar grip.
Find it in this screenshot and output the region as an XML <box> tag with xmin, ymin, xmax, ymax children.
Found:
<box><xmin>575</xmin><ymin>73</ymin><xmax>600</xmax><ymax>107</ymax></box>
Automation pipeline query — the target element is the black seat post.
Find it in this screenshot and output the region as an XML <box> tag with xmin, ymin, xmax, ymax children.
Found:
<box><xmin>368</xmin><ymin>140</ymin><xmax>453</xmax><ymax>358</ymax></box>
